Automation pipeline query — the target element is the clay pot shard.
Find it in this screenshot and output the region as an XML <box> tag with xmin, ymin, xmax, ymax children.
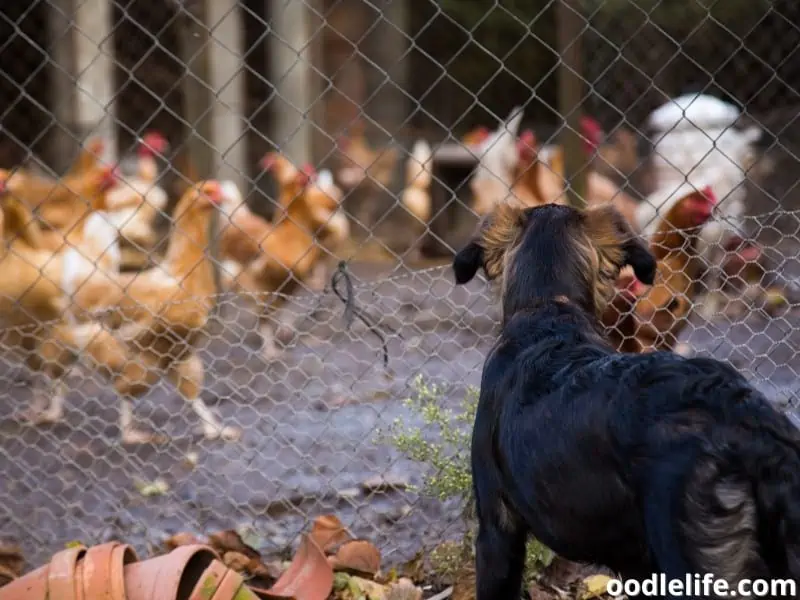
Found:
<box><xmin>252</xmin><ymin>535</ymin><xmax>333</xmax><ymax>600</ymax></box>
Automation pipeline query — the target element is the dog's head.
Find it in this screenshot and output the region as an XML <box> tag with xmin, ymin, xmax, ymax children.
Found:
<box><xmin>453</xmin><ymin>202</ymin><xmax>656</xmax><ymax>320</ymax></box>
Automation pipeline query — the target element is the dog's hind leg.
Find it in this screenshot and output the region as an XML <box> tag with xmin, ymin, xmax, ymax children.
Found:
<box><xmin>474</xmin><ymin>497</ymin><xmax>527</xmax><ymax>600</ymax></box>
<box><xmin>645</xmin><ymin>450</ymin><xmax>767</xmax><ymax>600</ymax></box>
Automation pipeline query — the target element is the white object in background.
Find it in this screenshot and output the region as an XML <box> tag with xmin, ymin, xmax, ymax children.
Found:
<box><xmin>646</xmin><ymin>93</ymin><xmax>742</xmax><ymax>133</ymax></box>
<box><xmin>641</xmin><ymin>94</ymin><xmax>764</xmax><ymax>320</ymax></box>
<box><xmin>469</xmin><ymin>106</ymin><xmax>525</xmax><ymax>215</ymax></box>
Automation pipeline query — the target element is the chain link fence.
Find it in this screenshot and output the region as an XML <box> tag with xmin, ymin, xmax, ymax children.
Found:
<box><xmin>1</xmin><ymin>0</ymin><xmax>799</xmax><ymax>580</ymax></box>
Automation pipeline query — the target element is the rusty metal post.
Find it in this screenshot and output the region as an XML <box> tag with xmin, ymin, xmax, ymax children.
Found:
<box><xmin>557</xmin><ymin>0</ymin><xmax>587</xmax><ymax>209</ymax></box>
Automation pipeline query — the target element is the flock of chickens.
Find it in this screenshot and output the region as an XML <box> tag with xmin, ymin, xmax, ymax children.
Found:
<box><xmin>0</xmin><ymin>133</ymin><xmax>369</xmax><ymax>444</ymax></box>
<box><xmin>460</xmin><ymin>96</ymin><xmax>775</xmax><ymax>356</ymax></box>
<box><xmin>0</xmin><ymin>93</ymin><xmax>781</xmax><ymax>446</ymax></box>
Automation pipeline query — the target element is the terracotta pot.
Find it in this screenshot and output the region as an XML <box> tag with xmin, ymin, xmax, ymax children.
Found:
<box><xmin>213</xmin><ymin>567</ymin><xmax>260</xmax><ymax>600</ymax></box>
<box><xmin>0</xmin><ymin>543</ymin><xmax>89</xmax><ymax>600</ymax></box>
<box><xmin>255</xmin><ymin>535</ymin><xmax>333</xmax><ymax>600</ymax></box>
<box><xmin>124</xmin><ymin>544</ymin><xmax>221</xmax><ymax>600</ymax></box>
<box><xmin>80</xmin><ymin>541</ymin><xmax>138</xmax><ymax>600</ymax></box>
<box><xmin>0</xmin><ymin>564</ymin><xmax>48</xmax><ymax>600</ymax></box>
<box><xmin>189</xmin><ymin>559</ymin><xmax>229</xmax><ymax>600</ymax></box>
<box><xmin>49</xmin><ymin>545</ymin><xmax>89</xmax><ymax>600</ymax></box>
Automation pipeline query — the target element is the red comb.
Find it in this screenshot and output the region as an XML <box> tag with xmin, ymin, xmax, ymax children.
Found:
<box><xmin>99</xmin><ymin>166</ymin><xmax>119</xmax><ymax>190</ymax></box>
<box><xmin>517</xmin><ymin>130</ymin><xmax>537</xmax><ymax>155</ymax></box>
<box><xmin>301</xmin><ymin>163</ymin><xmax>317</xmax><ymax>177</ymax></box>
<box><xmin>139</xmin><ymin>131</ymin><xmax>168</xmax><ymax>155</ymax></box>
<box><xmin>260</xmin><ymin>153</ymin><xmax>277</xmax><ymax>171</ymax></box>
<box><xmin>295</xmin><ymin>167</ymin><xmax>312</xmax><ymax>186</ymax></box>
<box><xmin>579</xmin><ymin>116</ymin><xmax>603</xmax><ymax>152</ymax></box>
<box><xmin>201</xmin><ymin>180</ymin><xmax>222</xmax><ymax>203</ymax></box>
<box><xmin>700</xmin><ymin>185</ymin><xmax>717</xmax><ymax>204</ymax></box>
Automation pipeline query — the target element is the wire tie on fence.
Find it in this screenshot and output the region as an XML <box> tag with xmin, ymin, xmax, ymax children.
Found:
<box><xmin>330</xmin><ymin>260</ymin><xmax>397</xmax><ymax>369</ymax></box>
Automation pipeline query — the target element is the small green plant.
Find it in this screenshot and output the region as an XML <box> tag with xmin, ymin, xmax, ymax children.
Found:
<box><xmin>379</xmin><ymin>374</ymin><xmax>554</xmax><ymax>582</ymax></box>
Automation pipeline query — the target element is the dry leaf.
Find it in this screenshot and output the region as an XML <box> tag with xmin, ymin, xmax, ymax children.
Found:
<box><xmin>0</xmin><ymin>566</ymin><xmax>16</xmax><ymax>588</ymax></box>
<box><xmin>579</xmin><ymin>574</ymin><xmax>613</xmax><ymax>600</ymax></box>
<box><xmin>223</xmin><ymin>551</ymin><xmax>252</xmax><ymax>573</ymax></box>
<box><xmin>386</xmin><ymin>577</ymin><xmax>422</xmax><ymax>600</ymax></box>
<box><xmin>451</xmin><ymin>570</ymin><xmax>475</xmax><ymax>600</ymax></box>
<box><xmin>351</xmin><ymin>576</ymin><xmax>390</xmax><ymax>600</ymax></box>
<box><xmin>208</xmin><ymin>530</ymin><xmax>260</xmax><ymax>560</ymax></box>
<box><xmin>310</xmin><ymin>514</ymin><xmax>353</xmax><ymax>553</ymax></box>
<box><xmin>163</xmin><ymin>532</ymin><xmax>204</xmax><ymax>552</ymax></box>
<box><xmin>184</xmin><ymin>451</ymin><xmax>199</xmax><ymax>468</ymax></box>
<box><xmin>527</xmin><ymin>582</ymin><xmax>554</xmax><ymax>600</ymax></box>
<box><xmin>0</xmin><ymin>541</ymin><xmax>24</xmax><ymax>579</ymax></box>
<box><xmin>765</xmin><ymin>288</ymin><xmax>788</xmax><ymax>308</ymax></box>
<box><xmin>64</xmin><ymin>541</ymin><xmax>84</xmax><ymax>550</ymax></box>
<box><xmin>248</xmin><ymin>557</ymin><xmax>283</xmax><ymax>580</ymax></box>
<box><xmin>329</xmin><ymin>540</ymin><xmax>381</xmax><ymax>577</ymax></box>
<box><xmin>135</xmin><ymin>478</ymin><xmax>169</xmax><ymax>497</ymax></box>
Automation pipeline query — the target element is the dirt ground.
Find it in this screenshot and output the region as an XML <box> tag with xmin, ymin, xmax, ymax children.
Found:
<box><xmin>1</xmin><ymin>247</ymin><xmax>800</xmax><ymax>572</ymax></box>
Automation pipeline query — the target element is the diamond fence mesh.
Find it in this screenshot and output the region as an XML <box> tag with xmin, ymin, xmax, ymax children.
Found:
<box><xmin>1</xmin><ymin>0</ymin><xmax>800</xmax><ymax>578</ymax></box>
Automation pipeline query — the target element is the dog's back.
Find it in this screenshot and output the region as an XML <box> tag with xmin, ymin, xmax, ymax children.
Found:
<box><xmin>480</xmin><ymin>302</ymin><xmax>800</xmax><ymax>586</ymax></box>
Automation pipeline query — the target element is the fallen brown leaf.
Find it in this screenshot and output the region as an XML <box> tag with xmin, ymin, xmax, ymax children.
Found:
<box><xmin>540</xmin><ymin>556</ymin><xmax>599</xmax><ymax>590</ymax></box>
<box><xmin>528</xmin><ymin>582</ymin><xmax>555</xmax><ymax>600</ymax></box>
<box><xmin>223</xmin><ymin>551</ymin><xmax>252</xmax><ymax>573</ymax></box>
<box><xmin>0</xmin><ymin>565</ymin><xmax>16</xmax><ymax>588</ymax></box>
<box><xmin>450</xmin><ymin>569</ymin><xmax>475</xmax><ymax>600</ymax></box>
<box><xmin>163</xmin><ymin>532</ymin><xmax>204</xmax><ymax>552</ymax></box>
<box><xmin>310</xmin><ymin>514</ymin><xmax>353</xmax><ymax>554</ymax></box>
<box><xmin>0</xmin><ymin>541</ymin><xmax>24</xmax><ymax>579</ymax></box>
<box><xmin>360</xmin><ymin>474</ymin><xmax>410</xmax><ymax>494</ymax></box>
<box><xmin>329</xmin><ymin>540</ymin><xmax>381</xmax><ymax>577</ymax></box>
<box><xmin>386</xmin><ymin>577</ymin><xmax>423</xmax><ymax>600</ymax></box>
<box><xmin>208</xmin><ymin>529</ymin><xmax>261</xmax><ymax>560</ymax></box>
<box><xmin>248</xmin><ymin>557</ymin><xmax>283</xmax><ymax>581</ymax></box>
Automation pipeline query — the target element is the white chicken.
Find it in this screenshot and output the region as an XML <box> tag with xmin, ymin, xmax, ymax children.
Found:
<box><xmin>636</xmin><ymin>93</ymin><xmax>764</xmax><ymax>318</ymax></box>
<box><xmin>401</xmin><ymin>139</ymin><xmax>434</xmax><ymax>225</ymax></box>
<box><xmin>469</xmin><ymin>106</ymin><xmax>525</xmax><ymax>216</ymax></box>
<box><xmin>104</xmin><ymin>133</ymin><xmax>171</xmax><ymax>266</ymax></box>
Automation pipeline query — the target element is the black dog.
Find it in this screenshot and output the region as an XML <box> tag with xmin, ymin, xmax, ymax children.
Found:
<box><xmin>453</xmin><ymin>202</ymin><xmax>800</xmax><ymax>600</ymax></box>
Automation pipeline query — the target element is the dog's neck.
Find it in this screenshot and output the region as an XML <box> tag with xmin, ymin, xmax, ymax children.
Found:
<box><xmin>501</xmin><ymin>292</ymin><xmax>577</xmax><ymax>326</ymax></box>
<box><xmin>502</xmin><ymin>274</ymin><xmax>594</xmax><ymax>327</ymax></box>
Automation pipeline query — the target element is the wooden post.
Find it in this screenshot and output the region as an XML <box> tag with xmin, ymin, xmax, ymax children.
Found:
<box><xmin>176</xmin><ymin>1</ymin><xmax>214</xmax><ymax>178</ymax></box>
<box><xmin>268</xmin><ymin>0</ymin><xmax>313</xmax><ymax>165</ymax></box>
<box><xmin>206</xmin><ymin>0</ymin><xmax>247</xmax><ymax>190</ymax></box>
<box><xmin>557</xmin><ymin>0</ymin><xmax>586</xmax><ymax>209</ymax></box>
<box><xmin>48</xmin><ymin>0</ymin><xmax>117</xmax><ymax>173</ymax></box>
<box><xmin>363</xmin><ymin>0</ymin><xmax>410</xmax><ymax>144</ymax></box>
<box><xmin>306</xmin><ymin>0</ymin><xmax>326</xmax><ymax>165</ymax></box>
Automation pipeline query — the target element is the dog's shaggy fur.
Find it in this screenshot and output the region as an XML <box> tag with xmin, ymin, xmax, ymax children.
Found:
<box><xmin>454</xmin><ymin>203</ymin><xmax>800</xmax><ymax>600</ymax></box>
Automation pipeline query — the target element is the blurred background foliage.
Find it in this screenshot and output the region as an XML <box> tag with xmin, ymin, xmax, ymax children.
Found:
<box><xmin>408</xmin><ymin>0</ymin><xmax>791</xmax><ymax>137</ymax></box>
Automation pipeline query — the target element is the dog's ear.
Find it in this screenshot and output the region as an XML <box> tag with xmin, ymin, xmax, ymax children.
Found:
<box><xmin>453</xmin><ymin>203</ymin><xmax>527</xmax><ymax>285</ymax></box>
<box><xmin>453</xmin><ymin>240</ymin><xmax>484</xmax><ymax>285</ymax></box>
<box><xmin>585</xmin><ymin>204</ymin><xmax>656</xmax><ymax>286</ymax></box>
